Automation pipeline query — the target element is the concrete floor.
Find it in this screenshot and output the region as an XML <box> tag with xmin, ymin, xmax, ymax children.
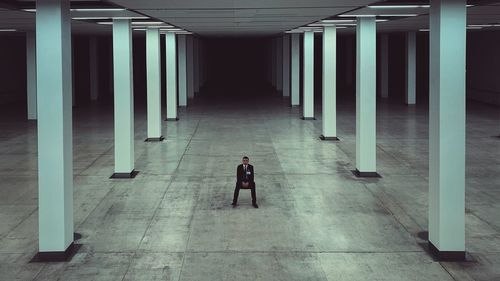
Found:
<box><xmin>0</xmin><ymin>91</ymin><xmax>499</xmax><ymax>280</ymax></box>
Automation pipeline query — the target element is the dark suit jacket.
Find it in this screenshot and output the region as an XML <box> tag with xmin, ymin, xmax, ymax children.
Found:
<box><xmin>236</xmin><ymin>164</ymin><xmax>255</xmax><ymax>188</ymax></box>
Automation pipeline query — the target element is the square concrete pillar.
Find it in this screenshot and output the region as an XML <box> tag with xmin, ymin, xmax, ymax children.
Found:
<box><xmin>33</xmin><ymin>0</ymin><xmax>78</xmax><ymax>262</ymax></box>
<box><xmin>428</xmin><ymin>0</ymin><xmax>467</xmax><ymax>261</ymax></box>
<box><xmin>178</xmin><ymin>34</ymin><xmax>188</xmax><ymax>107</ymax></box>
<box><xmin>111</xmin><ymin>19</ymin><xmax>137</xmax><ymax>178</ymax></box>
<box><xmin>321</xmin><ymin>26</ymin><xmax>339</xmax><ymax>141</ymax></box>
<box><xmin>283</xmin><ymin>35</ymin><xmax>290</xmax><ymax>97</ymax></box>
<box><xmin>145</xmin><ymin>28</ymin><xmax>164</xmax><ymax>142</ymax></box>
<box><xmin>302</xmin><ymin>31</ymin><xmax>315</xmax><ymax>120</ymax></box>
<box><xmin>354</xmin><ymin>17</ymin><xmax>379</xmax><ymax>178</ymax></box>
<box><xmin>291</xmin><ymin>33</ymin><xmax>300</xmax><ymax>106</ymax></box>
<box><xmin>165</xmin><ymin>32</ymin><xmax>178</xmax><ymax>121</ymax></box>
<box><xmin>406</xmin><ymin>32</ymin><xmax>417</xmax><ymax>105</ymax></box>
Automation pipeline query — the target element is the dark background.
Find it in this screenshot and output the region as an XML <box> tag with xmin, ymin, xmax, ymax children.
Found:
<box><xmin>0</xmin><ymin>31</ymin><xmax>497</xmax><ymax>108</ymax></box>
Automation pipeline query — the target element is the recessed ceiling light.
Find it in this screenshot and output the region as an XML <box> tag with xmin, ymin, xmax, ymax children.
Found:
<box><xmin>130</xmin><ymin>25</ymin><xmax>174</xmax><ymax>29</ymax></box>
<box><xmin>419</xmin><ymin>29</ymin><xmax>429</xmax><ymax>32</ymax></box>
<box><xmin>379</xmin><ymin>14</ymin><xmax>419</xmax><ymax>17</ymax></box>
<box><xmin>98</xmin><ymin>18</ymin><xmax>152</xmax><ymax>24</ymax></box>
<box><xmin>0</xmin><ymin>29</ymin><xmax>16</xmax><ymax>32</ymax></box>
<box><xmin>308</xmin><ymin>23</ymin><xmax>336</xmax><ymax>27</ymax></box>
<box><xmin>72</xmin><ymin>17</ymin><xmax>111</xmax><ymax>20</ymax></box>
<box><xmin>114</xmin><ymin>17</ymin><xmax>149</xmax><ymax>20</ymax></box>
<box><xmin>321</xmin><ymin>19</ymin><xmax>355</xmax><ymax>23</ymax></box>
<box><xmin>131</xmin><ymin>21</ymin><xmax>165</xmax><ymax>25</ymax></box>
<box><xmin>338</xmin><ymin>14</ymin><xmax>377</xmax><ymax>18</ymax></box>
<box><xmin>160</xmin><ymin>28</ymin><xmax>182</xmax><ymax>31</ymax></box>
<box><xmin>71</xmin><ymin>8</ymin><xmax>125</xmax><ymax>12</ymax></box>
<box><xmin>368</xmin><ymin>5</ymin><xmax>426</xmax><ymax>9</ymax></box>
<box><xmin>23</xmin><ymin>8</ymin><xmax>127</xmax><ymax>12</ymax></box>
<box><xmin>468</xmin><ymin>24</ymin><xmax>492</xmax><ymax>27</ymax></box>
<box><xmin>368</xmin><ymin>4</ymin><xmax>473</xmax><ymax>8</ymax></box>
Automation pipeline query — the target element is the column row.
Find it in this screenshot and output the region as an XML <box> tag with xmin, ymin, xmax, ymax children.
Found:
<box><xmin>32</xmin><ymin>0</ymin><xmax>205</xmax><ymax>260</ymax></box>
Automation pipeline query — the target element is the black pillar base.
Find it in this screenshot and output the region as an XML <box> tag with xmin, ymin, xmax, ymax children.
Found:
<box><xmin>351</xmin><ymin>169</ymin><xmax>381</xmax><ymax>178</ymax></box>
<box><xmin>144</xmin><ymin>136</ymin><xmax>165</xmax><ymax>142</ymax></box>
<box><xmin>110</xmin><ymin>170</ymin><xmax>139</xmax><ymax>179</ymax></box>
<box><xmin>320</xmin><ymin>135</ymin><xmax>340</xmax><ymax>141</ymax></box>
<box><xmin>30</xmin><ymin>243</ymin><xmax>81</xmax><ymax>263</ymax></box>
<box><xmin>301</xmin><ymin>117</ymin><xmax>316</xmax><ymax>120</ymax></box>
<box><xmin>429</xmin><ymin>241</ymin><xmax>466</xmax><ymax>261</ymax></box>
<box><xmin>165</xmin><ymin>117</ymin><xmax>179</xmax><ymax>121</ymax></box>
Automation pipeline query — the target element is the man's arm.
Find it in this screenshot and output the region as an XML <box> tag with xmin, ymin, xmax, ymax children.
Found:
<box><xmin>236</xmin><ymin>165</ymin><xmax>243</xmax><ymax>183</ymax></box>
<box><xmin>250</xmin><ymin>165</ymin><xmax>255</xmax><ymax>183</ymax></box>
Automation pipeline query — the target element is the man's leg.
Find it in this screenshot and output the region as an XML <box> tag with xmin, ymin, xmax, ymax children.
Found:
<box><xmin>251</xmin><ymin>183</ymin><xmax>257</xmax><ymax>207</ymax></box>
<box><xmin>232</xmin><ymin>184</ymin><xmax>240</xmax><ymax>205</ymax></box>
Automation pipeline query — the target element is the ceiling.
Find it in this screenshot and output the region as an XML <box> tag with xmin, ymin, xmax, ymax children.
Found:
<box><xmin>1</xmin><ymin>0</ymin><xmax>500</xmax><ymax>36</ymax></box>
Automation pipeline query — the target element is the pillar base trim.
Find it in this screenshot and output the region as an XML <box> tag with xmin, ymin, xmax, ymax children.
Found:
<box><xmin>30</xmin><ymin>243</ymin><xmax>81</xmax><ymax>263</ymax></box>
<box><xmin>110</xmin><ymin>170</ymin><xmax>139</xmax><ymax>179</ymax></box>
<box><xmin>290</xmin><ymin>104</ymin><xmax>300</xmax><ymax>107</ymax></box>
<box><xmin>428</xmin><ymin>241</ymin><xmax>466</xmax><ymax>262</ymax></box>
<box><xmin>145</xmin><ymin>136</ymin><xmax>165</xmax><ymax>142</ymax></box>
<box><xmin>352</xmin><ymin>169</ymin><xmax>381</xmax><ymax>178</ymax></box>
<box><xmin>320</xmin><ymin>135</ymin><xmax>340</xmax><ymax>141</ymax></box>
<box><xmin>301</xmin><ymin>117</ymin><xmax>316</xmax><ymax>120</ymax></box>
<box><xmin>165</xmin><ymin>117</ymin><xmax>179</xmax><ymax>121</ymax></box>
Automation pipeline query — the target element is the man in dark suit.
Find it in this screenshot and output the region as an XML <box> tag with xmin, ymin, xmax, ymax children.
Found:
<box><xmin>232</xmin><ymin>156</ymin><xmax>258</xmax><ymax>208</ymax></box>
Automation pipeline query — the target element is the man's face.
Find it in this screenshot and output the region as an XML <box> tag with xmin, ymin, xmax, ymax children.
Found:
<box><xmin>242</xmin><ymin>158</ymin><xmax>249</xmax><ymax>165</ymax></box>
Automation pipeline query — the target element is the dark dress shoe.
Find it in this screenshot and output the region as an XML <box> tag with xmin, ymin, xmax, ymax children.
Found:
<box><xmin>232</xmin><ymin>203</ymin><xmax>237</xmax><ymax>208</ymax></box>
<box><xmin>252</xmin><ymin>203</ymin><xmax>259</xmax><ymax>208</ymax></box>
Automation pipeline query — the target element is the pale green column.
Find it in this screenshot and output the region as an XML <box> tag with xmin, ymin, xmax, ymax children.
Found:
<box><xmin>355</xmin><ymin>17</ymin><xmax>379</xmax><ymax>177</ymax></box>
<box><xmin>178</xmin><ymin>34</ymin><xmax>188</xmax><ymax>107</ymax></box>
<box><xmin>428</xmin><ymin>0</ymin><xmax>466</xmax><ymax>261</ymax></box>
<box><xmin>282</xmin><ymin>35</ymin><xmax>290</xmax><ymax>97</ymax></box>
<box><xmin>406</xmin><ymin>31</ymin><xmax>417</xmax><ymax>105</ymax></box>
<box><xmin>146</xmin><ymin>28</ymin><xmax>163</xmax><ymax>141</ymax></box>
<box><xmin>36</xmin><ymin>0</ymin><xmax>74</xmax><ymax>255</ymax></box>
<box><xmin>26</xmin><ymin>31</ymin><xmax>37</xmax><ymax>120</ymax></box>
<box><xmin>166</xmin><ymin>32</ymin><xmax>178</xmax><ymax>120</ymax></box>
<box><xmin>111</xmin><ymin>19</ymin><xmax>136</xmax><ymax>178</ymax></box>
<box><xmin>291</xmin><ymin>33</ymin><xmax>300</xmax><ymax>106</ymax></box>
<box><xmin>321</xmin><ymin>26</ymin><xmax>339</xmax><ymax>141</ymax></box>
<box><xmin>302</xmin><ymin>31</ymin><xmax>314</xmax><ymax>120</ymax></box>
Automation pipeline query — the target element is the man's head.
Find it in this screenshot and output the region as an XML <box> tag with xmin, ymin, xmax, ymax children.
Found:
<box><xmin>242</xmin><ymin>156</ymin><xmax>249</xmax><ymax>165</ymax></box>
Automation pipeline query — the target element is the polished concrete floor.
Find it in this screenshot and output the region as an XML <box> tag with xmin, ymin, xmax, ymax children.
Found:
<box><xmin>0</xmin><ymin>90</ymin><xmax>499</xmax><ymax>280</ymax></box>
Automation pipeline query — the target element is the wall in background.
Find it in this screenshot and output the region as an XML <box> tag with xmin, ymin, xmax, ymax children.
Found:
<box><xmin>0</xmin><ymin>34</ymin><xmax>26</xmax><ymax>105</ymax></box>
<box><xmin>1</xmin><ymin>30</ymin><xmax>500</xmax><ymax>107</ymax></box>
<box><xmin>467</xmin><ymin>30</ymin><xmax>500</xmax><ymax>106</ymax></box>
